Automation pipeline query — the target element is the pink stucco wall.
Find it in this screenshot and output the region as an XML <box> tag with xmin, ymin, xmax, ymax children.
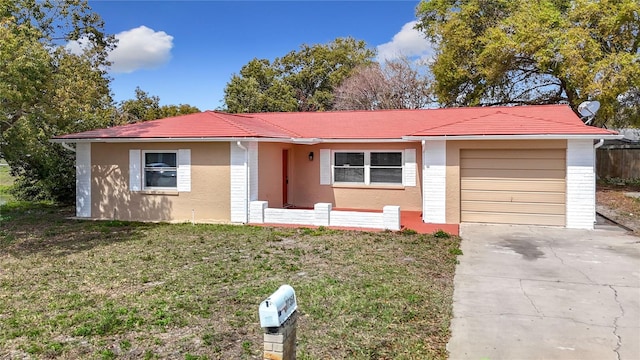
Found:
<box><xmin>258</xmin><ymin>142</ymin><xmax>423</xmax><ymax>211</ymax></box>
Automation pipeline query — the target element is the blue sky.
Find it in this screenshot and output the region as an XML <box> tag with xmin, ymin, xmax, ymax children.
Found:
<box><xmin>83</xmin><ymin>1</ymin><xmax>432</xmax><ymax>111</ymax></box>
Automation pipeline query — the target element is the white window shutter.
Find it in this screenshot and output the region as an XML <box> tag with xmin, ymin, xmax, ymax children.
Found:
<box><xmin>129</xmin><ymin>149</ymin><xmax>141</xmax><ymax>191</ymax></box>
<box><xmin>320</xmin><ymin>149</ymin><xmax>331</xmax><ymax>185</ymax></box>
<box><xmin>403</xmin><ymin>148</ymin><xmax>417</xmax><ymax>186</ymax></box>
<box><xmin>177</xmin><ymin>149</ymin><xmax>191</xmax><ymax>192</ymax></box>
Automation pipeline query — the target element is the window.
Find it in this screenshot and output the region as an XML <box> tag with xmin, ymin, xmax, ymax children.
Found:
<box><xmin>334</xmin><ymin>152</ymin><xmax>365</xmax><ymax>182</ymax></box>
<box><xmin>144</xmin><ymin>151</ymin><xmax>177</xmax><ymax>189</ymax></box>
<box><xmin>370</xmin><ymin>152</ymin><xmax>402</xmax><ymax>183</ymax></box>
<box><xmin>333</xmin><ymin>151</ymin><xmax>403</xmax><ymax>184</ymax></box>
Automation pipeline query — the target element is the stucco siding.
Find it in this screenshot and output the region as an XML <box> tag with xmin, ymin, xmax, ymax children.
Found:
<box><xmin>291</xmin><ymin>143</ymin><xmax>423</xmax><ymax>211</ymax></box>
<box><xmin>248</xmin><ymin>142</ymin><xmax>259</xmax><ymax>202</ymax></box>
<box><xmin>257</xmin><ymin>142</ymin><xmax>290</xmax><ymax>208</ymax></box>
<box><xmin>566</xmin><ymin>139</ymin><xmax>596</xmax><ymax>229</ymax></box>
<box><xmin>91</xmin><ymin>142</ymin><xmax>230</xmax><ymax>223</ymax></box>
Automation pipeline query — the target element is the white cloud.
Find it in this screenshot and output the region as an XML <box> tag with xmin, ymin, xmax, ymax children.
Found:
<box><xmin>67</xmin><ymin>26</ymin><xmax>174</xmax><ymax>73</ymax></box>
<box><xmin>376</xmin><ymin>21</ymin><xmax>435</xmax><ymax>63</ymax></box>
<box><xmin>65</xmin><ymin>36</ymin><xmax>92</xmax><ymax>55</ymax></box>
<box><xmin>109</xmin><ymin>26</ymin><xmax>174</xmax><ymax>73</ymax></box>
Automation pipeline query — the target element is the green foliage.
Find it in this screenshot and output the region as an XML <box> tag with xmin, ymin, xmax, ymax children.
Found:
<box><xmin>117</xmin><ymin>87</ymin><xmax>200</xmax><ymax>122</ymax></box>
<box><xmin>0</xmin><ymin>2</ymin><xmax>199</xmax><ymax>204</ymax></box>
<box><xmin>600</xmin><ymin>177</ymin><xmax>640</xmax><ymax>188</ymax></box>
<box><xmin>416</xmin><ymin>0</ymin><xmax>640</xmax><ymax>127</ymax></box>
<box><xmin>433</xmin><ymin>229</ymin><xmax>451</xmax><ymax>239</ymax></box>
<box><xmin>0</xmin><ymin>0</ymin><xmax>115</xmax><ymax>203</ymax></box>
<box><xmin>224</xmin><ymin>37</ymin><xmax>375</xmax><ymax>112</ymax></box>
<box><xmin>400</xmin><ymin>227</ymin><xmax>419</xmax><ymax>235</ymax></box>
<box><xmin>0</xmin><ymin>163</ymin><xmax>14</xmax><ymax>201</ymax></box>
<box><xmin>224</xmin><ymin>59</ymin><xmax>298</xmax><ymax>113</ymax></box>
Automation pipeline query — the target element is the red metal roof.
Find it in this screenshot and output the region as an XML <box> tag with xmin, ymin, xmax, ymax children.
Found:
<box><xmin>408</xmin><ymin>106</ymin><xmax>616</xmax><ymax>136</ymax></box>
<box><xmin>54</xmin><ymin>104</ymin><xmax>618</xmax><ymax>140</ymax></box>
<box><xmin>54</xmin><ymin>111</ymin><xmax>294</xmax><ymax>139</ymax></box>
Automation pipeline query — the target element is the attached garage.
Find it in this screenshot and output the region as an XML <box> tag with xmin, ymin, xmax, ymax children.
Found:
<box><xmin>460</xmin><ymin>148</ymin><xmax>566</xmax><ymax>226</ymax></box>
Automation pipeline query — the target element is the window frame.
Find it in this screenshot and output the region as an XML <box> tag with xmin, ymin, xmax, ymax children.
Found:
<box><xmin>332</xmin><ymin>150</ymin><xmax>404</xmax><ymax>185</ymax></box>
<box><xmin>142</xmin><ymin>150</ymin><xmax>178</xmax><ymax>190</ymax></box>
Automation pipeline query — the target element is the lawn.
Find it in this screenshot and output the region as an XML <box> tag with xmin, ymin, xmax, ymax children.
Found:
<box><xmin>0</xmin><ymin>202</ymin><xmax>460</xmax><ymax>359</ymax></box>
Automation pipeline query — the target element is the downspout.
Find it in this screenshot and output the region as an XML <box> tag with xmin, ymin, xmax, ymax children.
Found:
<box><xmin>593</xmin><ymin>139</ymin><xmax>605</xmax><ymax>225</ymax></box>
<box><xmin>236</xmin><ymin>141</ymin><xmax>249</xmax><ymax>223</ymax></box>
<box><xmin>594</xmin><ymin>139</ymin><xmax>604</xmax><ymax>172</ymax></box>
<box><xmin>60</xmin><ymin>142</ymin><xmax>76</xmax><ymax>152</ymax></box>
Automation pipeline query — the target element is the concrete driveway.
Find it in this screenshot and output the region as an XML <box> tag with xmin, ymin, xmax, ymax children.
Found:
<box><xmin>447</xmin><ymin>223</ymin><xmax>640</xmax><ymax>360</ymax></box>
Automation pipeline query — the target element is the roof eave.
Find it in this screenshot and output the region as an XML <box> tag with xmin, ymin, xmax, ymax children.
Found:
<box><xmin>50</xmin><ymin>136</ymin><xmax>293</xmax><ymax>143</ymax></box>
<box><xmin>51</xmin><ymin>137</ymin><xmax>413</xmax><ymax>144</ymax></box>
<box><xmin>402</xmin><ymin>134</ymin><xmax>624</xmax><ymax>141</ymax></box>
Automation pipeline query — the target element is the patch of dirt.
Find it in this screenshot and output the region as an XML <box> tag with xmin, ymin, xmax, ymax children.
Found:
<box><xmin>596</xmin><ymin>183</ymin><xmax>640</xmax><ymax>234</ymax></box>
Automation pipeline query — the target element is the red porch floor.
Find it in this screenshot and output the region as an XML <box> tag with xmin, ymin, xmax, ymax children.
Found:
<box><xmin>401</xmin><ymin>211</ymin><xmax>460</xmax><ymax>236</ymax></box>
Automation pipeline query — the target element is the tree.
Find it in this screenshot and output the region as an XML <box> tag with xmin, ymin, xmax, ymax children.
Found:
<box><xmin>416</xmin><ymin>0</ymin><xmax>640</xmax><ymax>127</ymax></box>
<box><xmin>158</xmin><ymin>104</ymin><xmax>202</xmax><ymax>119</ymax></box>
<box><xmin>224</xmin><ymin>59</ymin><xmax>298</xmax><ymax>113</ymax></box>
<box><xmin>117</xmin><ymin>87</ymin><xmax>200</xmax><ymax>122</ymax></box>
<box><xmin>333</xmin><ymin>57</ymin><xmax>434</xmax><ymax>110</ymax></box>
<box><xmin>224</xmin><ymin>37</ymin><xmax>375</xmax><ymax>113</ymax></box>
<box><xmin>119</xmin><ymin>87</ymin><xmax>162</xmax><ymax>122</ymax></box>
<box><xmin>0</xmin><ymin>0</ymin><xmax>115</xmax><ymax>203</ymax></box>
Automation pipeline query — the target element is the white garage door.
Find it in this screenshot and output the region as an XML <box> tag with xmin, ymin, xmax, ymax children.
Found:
<box><xmin>460</xmin><ymin>149</ymin><xmax>566</xmax><ymax>226</ymax></box>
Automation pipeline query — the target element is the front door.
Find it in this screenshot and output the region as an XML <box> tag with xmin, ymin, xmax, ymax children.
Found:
<box><xmin>282</xmin><ymin>149</ymin><xmax>289</xmax><ymax>206</ymax></box>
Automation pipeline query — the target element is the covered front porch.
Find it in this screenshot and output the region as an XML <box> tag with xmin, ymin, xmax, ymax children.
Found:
<box><xmin>230</xmin><ymin>140</ymin><xmax>458</xmax><ymax>234</ymax></box>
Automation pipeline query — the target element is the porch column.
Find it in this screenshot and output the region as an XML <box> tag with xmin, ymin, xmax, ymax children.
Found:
<box><xmin>566</xmin><ymin>139</ymin><xmax>596</xmax><ymax>229</ymax></box>
<box><xmin>230</xmin><ymin>142</ymin><xmax>258</xmax><ymax>223</ymax></box>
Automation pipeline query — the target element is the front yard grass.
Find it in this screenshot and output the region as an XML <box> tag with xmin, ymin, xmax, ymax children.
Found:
<box><xmin>0</xmin><ymin>202</ymin><xmax>460</xmax><ymax>359</ymax></box>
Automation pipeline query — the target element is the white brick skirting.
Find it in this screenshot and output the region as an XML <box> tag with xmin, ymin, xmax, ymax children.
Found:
<box><xmin>250</xmin><ymin>201</ymin><xmax>401</xmax><ymax>231</ymax></box>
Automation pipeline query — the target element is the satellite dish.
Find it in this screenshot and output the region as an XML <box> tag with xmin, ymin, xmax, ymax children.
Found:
<box><xmin>578</xmin><ymin>101</ymin><xmax>600</xmax><ymax>125</ymax></box>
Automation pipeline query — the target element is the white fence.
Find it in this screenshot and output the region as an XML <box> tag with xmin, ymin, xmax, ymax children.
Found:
<box><xmin>249</xmin><ymin>201</ymin><xmax>401</xmax><ymax>231</ymax></box>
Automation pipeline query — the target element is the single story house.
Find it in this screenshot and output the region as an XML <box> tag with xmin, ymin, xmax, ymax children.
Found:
<box><xmin>52</xmin><ymin>104</ymin><xmax>620</xmax><ymax>231</ymax></box>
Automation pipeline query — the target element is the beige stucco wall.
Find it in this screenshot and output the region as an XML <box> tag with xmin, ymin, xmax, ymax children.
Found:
<box><xmin>91</xmin><ymin>142</ymin><xmax>230</xmax><ymax>223</ymax></box>
<box><xmin>257</xmin><ymin>142</ymin><xmax>423</xmax><ymax>211</ymax></box>
<box><xmin>445</xmin><ymin>139</ymin><xmax>567</xmax><ymax>223</ymax></box>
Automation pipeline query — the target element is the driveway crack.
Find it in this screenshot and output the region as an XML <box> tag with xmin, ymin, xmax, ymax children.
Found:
<box><xmin>547</xmin><ymin>242</ymin><xmax>596</xmax><ymax>284</ymax></box>
<box><xmin>609</xmin><ymin>285</ymin><xmax>623</xmax><ymax>360</ymax></box>
<box><xmin>520</xmin><ymin>279</ymin><xmax>543</xmax><ymax>317</ymax></box>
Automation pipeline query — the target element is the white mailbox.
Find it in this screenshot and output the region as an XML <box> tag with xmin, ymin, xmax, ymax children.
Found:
<box><xmin>259</xmin><ymin>284</ymin><xmax>297</xmax><ymax>328</ymax></box>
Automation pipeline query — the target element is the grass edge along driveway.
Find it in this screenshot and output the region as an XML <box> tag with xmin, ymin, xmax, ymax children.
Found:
<box><xmin>0</xmin><ymin>202</ymin><xmax>461</xmax><ymax>359</ymax></box>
